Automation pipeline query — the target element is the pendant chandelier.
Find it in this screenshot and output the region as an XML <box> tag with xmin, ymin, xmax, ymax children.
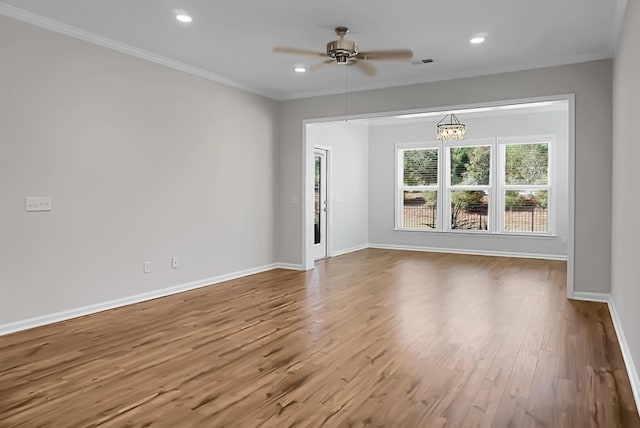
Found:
<box><xmin>437</xmin><ymin>113</ymin><xmax>466</xmax><ymax>141</ymax></box>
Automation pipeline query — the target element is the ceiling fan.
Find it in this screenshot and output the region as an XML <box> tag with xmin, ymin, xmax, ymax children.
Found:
<box><xmin>273</xmin><ymin>26</ymin><xmax>413</xmax><ymax>76</ymax></box>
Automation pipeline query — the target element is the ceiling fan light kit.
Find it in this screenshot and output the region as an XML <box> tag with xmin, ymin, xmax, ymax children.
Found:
<box><xmin>327</xmin><ymin>27</ymin><xmax>357</xmax><ymax>64</ymax></box>
<box><xmin>273</xmin><ymin>26</ymin><xmax>413</xmax><ymax>77</ymax></box>
<box><xmin>437</xmin><ymin>113</ymin><xmax>467</xmax><ymax>140</ymax></box>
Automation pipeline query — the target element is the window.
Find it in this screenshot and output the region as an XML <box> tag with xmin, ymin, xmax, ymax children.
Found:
<box><xmin>397</xmin><ymin>145</ymin><xmax>439</xmax><ymax>230</ymax></box>
<box><xmin>447</xmin><ymin>143</ymin><xmax>492</xmax><ymax>231</ymax></box>
<box><xmin>499</xmin><ymin>138</ymin><xmax>551</xmax><ymax>233</ymax></box>
<box><xmin>396</xmin><ymin>136</ymin><xmax>554</xmax><ymax>235</ymax></box>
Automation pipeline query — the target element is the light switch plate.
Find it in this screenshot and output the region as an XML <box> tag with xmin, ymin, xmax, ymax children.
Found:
<box><xmin>25</xmin><ymin>197</ymin><xmax>52</xmax><ymax>212</ymax></box>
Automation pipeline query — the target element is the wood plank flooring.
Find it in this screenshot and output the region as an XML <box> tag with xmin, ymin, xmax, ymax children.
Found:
<box><xmin>1</xmin><ymin>249</ymin><xmax>638</xmax><ymax>427</ymax></box>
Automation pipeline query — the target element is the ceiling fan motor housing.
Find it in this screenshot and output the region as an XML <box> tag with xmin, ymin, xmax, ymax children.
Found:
<box><xmin>327</xmin><ymin>39</ymin><xmax>358</xmax><ymax>64</ymax></box>
<box><xmin>272</xmin><ymin>25</ymin><xmax>411</xmax><ymax>75</ymax></box>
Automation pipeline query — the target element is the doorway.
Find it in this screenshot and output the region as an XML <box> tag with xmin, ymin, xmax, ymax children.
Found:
<box><xmin>302</xmin><ymin>95</ymin><xmax>575</xmax><ymax>299</ymax></box>
<box><xmin>313</xmin><ymin>148</ymin><xmax>328</xmax><ymax>260</ymax></box>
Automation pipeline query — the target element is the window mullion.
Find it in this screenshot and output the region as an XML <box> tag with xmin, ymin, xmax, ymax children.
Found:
<box><xmin>444</xmin><ymin>142</ymin><xmax>450</xmax><ymax>231</ymax></box>
<box><xmin>503</xmin><ymin>185</ymin><xmax>549</xmax><ymax>190</ymax></box>
<box><xmin>401</xmin><ymin>186</ymin><xmax>439</xmax><ymax>191</ymax></box>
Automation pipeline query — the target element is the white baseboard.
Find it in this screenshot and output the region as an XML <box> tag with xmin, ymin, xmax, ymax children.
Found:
<box><xmin>368</xmin><ymin>243</ymin><xmax>568</xmax><ymax>261</ymax></box>
<box><xmin>607</xmin><ymin>297</ymin><xmax>640</xmax><ymax>415</ymax></box>
<box><xmin>330</xmin><ymin>244</ymin><xmax>369</xmax><ymax>257</ymax></box>
<box><xmin>0</xmin><ymin>263</ymin><xmax>292</xmax><ymax>336</ymax></box>
<box><xmin>273</xmin><ymin>263</ymin><xmax>306</xmax><ymax>271</ymax></box>
<box><xmin>569</xmin><ymin>291</ymin><xmax>610</xmax><ymax>303</ymax></box>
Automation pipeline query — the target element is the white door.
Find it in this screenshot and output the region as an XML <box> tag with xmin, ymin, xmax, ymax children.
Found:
<box><xmin>313</xmin><ymin>149</ymin><xmax>328</xmax><ymax>260</ymax></box>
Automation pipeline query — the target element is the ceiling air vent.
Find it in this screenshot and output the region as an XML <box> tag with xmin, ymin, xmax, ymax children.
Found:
<box><xmin>412</xmin><ymin>58</ymin><xmax>434</xmax><ymax>65</ymax></box>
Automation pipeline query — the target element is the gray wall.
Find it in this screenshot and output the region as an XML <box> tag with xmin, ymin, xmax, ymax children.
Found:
<box><xmin>307</xmin><ymin>122</ymin><xmax>369</xmax><ymax>255</ymax></box>
<box><xmin>0</xmin><ymin>14</ymin><xmax>617</xmax><ymax>328</ymax></box>
<box><xmin>368</xmin><ymin>110</ymin><xmax>568</xmax><ymax>257</ymax></box>
<box><xmin>0</xmin><ymin>17</ymin><xmax>278</xmax><ymax>325</ymax></box>
<box><xmin>277</xmin><ymin>60</ymin><xmax>612</xmax><ymax>293</ymax></box>
<box><xmin>612</xmin><ymin>0</ymin><xmax>640</xmax><ymax>393</ymax></box>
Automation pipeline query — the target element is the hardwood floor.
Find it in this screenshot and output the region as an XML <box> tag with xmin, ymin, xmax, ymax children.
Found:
<box><xmin>1</xmin><ymin>249</ymin><xmax>638</xmax><ymax>427</ymax></box>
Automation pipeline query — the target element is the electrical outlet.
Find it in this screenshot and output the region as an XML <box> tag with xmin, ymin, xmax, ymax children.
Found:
<box><xmin>254</xmin><ymin>243</ymin><xmax>261</xmax><ymax>253</ymax></box>
<box><xmin>25</xmin><ymin>197</ymin><xmax>52</xmax><ymax>212</ymax></box>
<box><xmin>143</xmin><ymin>261</ymin><xmax>151</xmax><ymax>273</ymax></box>
<box><xmin>171</xmin><ymin>257</ymin><xmax>178</xmax><ymax>269</ymax></box>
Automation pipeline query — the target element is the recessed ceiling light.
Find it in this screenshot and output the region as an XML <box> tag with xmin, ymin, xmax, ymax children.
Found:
<box><xmin>176</xmin><ymin>14</ymin><xmax>192</xmax><ymax>23</ymax></box>
<box><xmin>470</xmin><ymin>36</ymin><xmax>486</xmax><ymax>44</ymax></box>
<box><xmin>294</xmin><ymin>66</ymin><xmax>307</xmax><ymax>73</ymax></box>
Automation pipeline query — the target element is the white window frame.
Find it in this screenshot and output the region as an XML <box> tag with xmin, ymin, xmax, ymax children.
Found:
<box><xmin>395</xmin><ymin>142</ymin><xmax>442</xmax><ymax>230</ymax></box>
<box><xmin>445</xmin><ymin>138</ymin><xmax>495</xmax><ymax>233</ymax></box>
<box><xmin>395</xmin><ymin>135</ymin><xmax>555</xmax><ymax>236</ymax></box>
<box><xmin>497</xmin><ymin>135</ymin><xmax>555</xmax><ymax>236</ymax></box>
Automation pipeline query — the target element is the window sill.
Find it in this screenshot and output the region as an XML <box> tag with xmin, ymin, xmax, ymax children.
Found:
<box><xmin>394</xmin><ymin>228</ymin><xmax>558</xmax><ymax>239</ymax></box>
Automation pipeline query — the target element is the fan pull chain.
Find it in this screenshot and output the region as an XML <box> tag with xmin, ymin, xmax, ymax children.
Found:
<box><xmin>345</xmin><ymin>64</ymin><xmax>349</xmax><ymax>122</ymax></box>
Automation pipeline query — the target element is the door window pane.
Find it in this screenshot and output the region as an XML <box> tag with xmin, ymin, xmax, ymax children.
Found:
<box><xmin>314</xmin><ymin>156</ymin><xmax>321</xmax><ymax>244</ymax></box>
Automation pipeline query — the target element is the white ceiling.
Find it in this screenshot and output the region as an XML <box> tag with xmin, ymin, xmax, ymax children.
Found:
<box><xmin>0</xmin><ymin>0</ymin><xmax>627</xmax><ymax>100</ymax></box>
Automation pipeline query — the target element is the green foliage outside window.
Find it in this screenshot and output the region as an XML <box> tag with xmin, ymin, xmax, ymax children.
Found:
<box><xmin>450</xmin><ymin>146</ymin><xmax>490</xmax><ymax>186</ymax></box>
<box><xmin>403</xmin><ymin>149</ymin><xmax>438</xmax><ymax>186</ymax></box>
<box><xmin>505</xmin><ymin>143</ymin><xmax>548</xmax><ymax>185</ymax></box>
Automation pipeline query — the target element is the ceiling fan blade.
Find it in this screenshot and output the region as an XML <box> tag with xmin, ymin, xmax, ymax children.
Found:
<box><xmin>353</xmin><ymin>60</ymin><xmax>376</xmax><ymax>76</ymax></box>
<box><xmin>273</xmin><ymin>46</ymin><xmax>327</xmax><ymax>57</ymax></box>
<box><xmin>308</xmin><ymin>60</ymin><xmax>334</xmax><ymax>72</ymax></box>
<box><xmin>356</xmin><ymin>49</ymin><xmax>413</xmax><ymax>61</ymax></box>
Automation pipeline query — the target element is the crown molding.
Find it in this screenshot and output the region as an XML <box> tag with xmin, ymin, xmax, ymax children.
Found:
<box><xmin>610</xmin><ymin>0</ymin><xmax>629</xmax><ymax>54</ymax></box>
<box><xmin>0</xmin><ymin>2</ymin><xmax>621</xmax><ymax>102</ymax></box>
<box><xmin>0</xmin><ymin>2</ymin><xmax>278</xmax><ymax>100</ymax></box>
